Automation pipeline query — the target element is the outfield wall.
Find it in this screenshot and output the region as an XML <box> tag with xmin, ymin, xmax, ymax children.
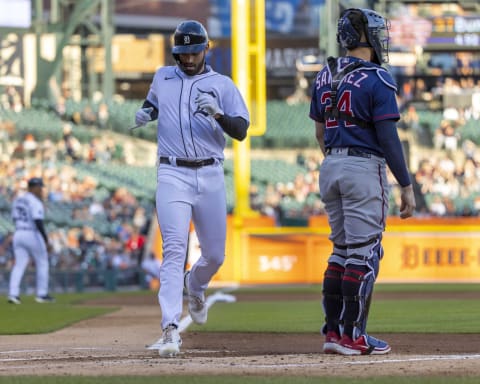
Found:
<box><xmin>152</xmin><ymin>216</ymin><xmax>480</xmax><ymax>284</ymax></box>
<box><xmin>220</xmin><ymin>216</ymin><xmax>480</xmax><ymax>284</ymax></box>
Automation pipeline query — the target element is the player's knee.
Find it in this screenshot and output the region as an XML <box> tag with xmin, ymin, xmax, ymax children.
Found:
<box><xmin>209</xmin><ymin>252</ymin><xmax>225</xmax><ymax>269</ymax></box>
<box><xmin>203</xmin><ymin>241</ymin><xmax>226</xmax><ymax>266</ymax></box>
<box><xmin>342</xmin><ymin>264</ymin><xmax>369</xmax><ymax>297</ymax></box>
<box><xmin>342</xmin><ymin>263</ymin><xmax>376</xmax><ymax>309</ymax></box>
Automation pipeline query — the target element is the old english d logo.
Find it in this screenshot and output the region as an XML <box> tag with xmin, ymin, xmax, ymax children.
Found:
<box><xmin>184</xmin><ymin>35</ymin><xmax>190</xmax><ymax>45</ymax></box>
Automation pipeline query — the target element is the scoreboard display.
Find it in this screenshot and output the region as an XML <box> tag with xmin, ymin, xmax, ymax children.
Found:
<box><xmin>390</xmin><ymin>11</ymin><xmax>480</xmax><ymax>52</ymax></box>
<box><xmin>427</xmin><ymin>15</ymin><xmax>480</xmax><ymax>50</ymax></box>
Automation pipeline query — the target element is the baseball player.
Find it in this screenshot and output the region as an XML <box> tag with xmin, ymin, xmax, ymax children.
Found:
<box><xmin>135</xmin><ymin>20</ymin><xmax>249</xmax><ymax>357</ymax></box>
<box><xmin>8</xmin><ymin>177</ymin><xmax>55</xmax><ymax>304</ymax></box>
<box><xmin>309</xmin><ymin>8</ymin><xmax>415</xmax><ymax>355</ymax></box>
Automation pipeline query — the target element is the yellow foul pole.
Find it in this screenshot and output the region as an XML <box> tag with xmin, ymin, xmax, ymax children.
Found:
<box><xmin>231</xmin><ymin>0</ymin><xmax>266</xmax><ymax>282</ymax></box>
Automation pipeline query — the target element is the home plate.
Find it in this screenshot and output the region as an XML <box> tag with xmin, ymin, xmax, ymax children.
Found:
<box><xmin>147</xmin><ymin>291</ymin><xmax>236</xmax><ymax>350</ymax></box>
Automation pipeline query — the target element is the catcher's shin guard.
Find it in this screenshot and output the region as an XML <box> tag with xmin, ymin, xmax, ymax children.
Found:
<box><xmin>341</xmin><ymin>236</ymin><xmax>383</xmax><ymax>338</ymax></box>
<box><xmin>341</xmin><ymin>264</ymin><xmax>375</xmax><ymax>340</ymax></box>
<box><xmin>322</xmin><ymin>262</ymin><xmax>345</xmax><ymax>335</ymax></box>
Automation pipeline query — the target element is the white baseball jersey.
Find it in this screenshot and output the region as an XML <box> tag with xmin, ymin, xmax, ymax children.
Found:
<box><xmin>146</xmin><ymin>64</ymin><xmax>250</xmax><ymax>160</ymax></box>
<box><xmin>12</xmin><ymin>192</ymin><xmax>45</xmax><ymax>230</ymax></box>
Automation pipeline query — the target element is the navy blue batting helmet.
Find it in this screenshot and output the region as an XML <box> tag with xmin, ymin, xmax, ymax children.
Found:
<box><xmin>337</xmin><ymin>8</ymin><xmax>390</xmax><ymax>65</ymax></box>
<box><xmin>172</xmin><ymin>20</ymin><xmax>209</xmax><ymax>55</ymax></box>
<box><xmin>28</xmin><ymin>177</ymin><xmax>44</xmax><ymax>188</ymax></box>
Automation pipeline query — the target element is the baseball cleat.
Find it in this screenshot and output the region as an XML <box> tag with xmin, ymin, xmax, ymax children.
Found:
<box><xmin>7</xmin><ymin>296</ymin><xmax>21</xmax><ymax>305</ymax></box>
<box><xmin>323</xmin><ymin>331</ymin><xmax>342</xmax><ymax>354</ymax></box>
<box><xmin>337</xmin><ymin>334</ymin><xmax>391</xmax><ymax>355</ymax></box>
<box><xmin>184</xmin><ymin>271</ymin><xmax>207</xmax><ymax>325</ymax></box>
<box><xmin>158</xmin><ymin>324</ymin><xmax>182</xmax><ymax>358</ymax></box>
<box><xmin>35</xmin><ymin>295</ymin><xmax>56</xmax><ymax>303</ymax></box>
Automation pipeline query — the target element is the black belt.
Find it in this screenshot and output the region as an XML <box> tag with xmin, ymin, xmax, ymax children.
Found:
<box><xmin>325</xmin><ymin>147</ymin><xmax>379</xmax><ymax>159</ymax></box>
<box><xmin>159</xmin><ymin>157</ymin><xmax>215</xmax><ymax>168</ymax></box>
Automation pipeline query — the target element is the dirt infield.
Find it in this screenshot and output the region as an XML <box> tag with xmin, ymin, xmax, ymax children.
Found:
<box><xmin>0</xmin><ymin>291</ymin><xmax>480</xmax><ymax>377</ymax></box>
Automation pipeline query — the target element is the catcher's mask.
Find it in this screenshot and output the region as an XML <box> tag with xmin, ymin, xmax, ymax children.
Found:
<box><xmin>336</xmin><ymin>8</ymin><xmax>390</xmax><ymax>65</ymax></box>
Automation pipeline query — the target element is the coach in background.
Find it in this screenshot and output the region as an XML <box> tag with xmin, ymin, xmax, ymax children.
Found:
<box><xmin>8</xmin><ymin>177</ymin><xmax>55</xmax><ymax>304</ymax></box>
<box><xmin>134</xmin><ymin>20</ymin><xmax>249</xmax><ymax>357</ymax></box>
<box><xmin>309</xmin><ymin>8</ymin><xmax>415</xmax><ymax>355</ymax></box>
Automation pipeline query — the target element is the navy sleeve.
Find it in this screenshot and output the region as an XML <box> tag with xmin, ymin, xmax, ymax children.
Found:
<box><xmin>217</xmin><ymin>115</ymin><xmax>248</xmax><ymax>141</ymax></box>
<box><xmin>141</xmin><ymin>99</ymin><xmax>159</xmax><ymax>121</ymax></box>
<box><xmin>375</xmin><ymin>120</ymin><xmax>411</xmax><ymax>187</ymax></box>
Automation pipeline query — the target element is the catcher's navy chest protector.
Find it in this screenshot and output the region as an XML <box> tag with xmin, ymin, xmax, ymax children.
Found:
<box><xmin>324</xmin><ymin>56</ymin><xmax>370</xmax><ymax>129</ymax></box>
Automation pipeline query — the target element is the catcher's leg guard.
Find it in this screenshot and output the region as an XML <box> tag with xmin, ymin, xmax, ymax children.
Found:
<box><xmin>342</xmin><ymin>265</ymin><xmax>374</xmax><ymax>339</ymax></box>
<box><xmin>342</xmin><ymin>238</ymin><xmax>383</xmax><ymax>339</ymax></box>
<box><xmin>322</xmin><ymin>244</ymin><xmax>347</xmax><ymax>335</ymax></box>
<box><xmin>322</xmin><ymin>262</ymin><xmax>344</xmax><ymax>334</ymax></box>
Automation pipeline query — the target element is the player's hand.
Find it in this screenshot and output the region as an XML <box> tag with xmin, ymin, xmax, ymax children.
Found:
<box><xmin>135</xmin><ymin>107</ymin><xmax>153</xmax><ymax>126</ymax></box>
<box><xmin>195</xmin><ymin>93</ymin><xmax>223</xmax><ymax>117</ymax></box>
<box><xmin>399</xmin><ymin>184</ymin><xmax>416</xmax><ymax>219</ymax></box>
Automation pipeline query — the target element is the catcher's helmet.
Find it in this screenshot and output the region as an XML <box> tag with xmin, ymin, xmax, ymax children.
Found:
<box><xmin>337</xmin><ymin>8</ymin><xmax>390</xmax><ymax>65</ymax></box>
<box><xmin>172</xmin><ymin>20</ymin><xmax>208</xmax><ymax>55</ymax></box>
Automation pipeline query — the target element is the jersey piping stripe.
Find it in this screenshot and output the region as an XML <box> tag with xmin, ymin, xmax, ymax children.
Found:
<box><xmin>188</xmin><ymin>73</ymin><xmax>220</xmax><ymax>157</ymax></box>
<box><xmin>178</xmin><ymin>77</ymin><xmax>189</xmax><ymax>157</ymax></box>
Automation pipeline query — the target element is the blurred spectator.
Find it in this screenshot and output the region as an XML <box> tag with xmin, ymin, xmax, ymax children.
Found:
<box><xmin>141</xmin><ymin>252</ymin><xmax>161</xmax><ymax>285</ymax></box>
<box><xmin>81</xmin><ymin>105</ymin><xmax>97</xmax><ymax>126</ymax></box>
<box><xmin>22</xmin><ymin>134</ymin><xmax>38</xmax><ymax>157</ymax></box>
<box><xmin>250</xmin><ymin>184</ymin><xmax>263</xmax><ymax>211</ymax></box>
<box><xmin>443</xmin><ymin>105</ymin><xmax>460</xmax><ymax>121</ymax></box>
<box><xmin>400</xmin><ymin>104</ymin><xmax>420</xmax><ymax>132</ymax></box>
<box><xmin>0</xmin><ymin>231</ymin><xmax>13</xmax><ymax>268</ymax></box>
<box><xmin>429</xmin><ymin>195</ymin><xmax>447</xmax><ymax>216</ymax></box>
<box><xmin>86</xmin><ymin>137</ymin><xmax>99</xmax><ymax>162</ymax></box>
<box><xmin>62</xmin><ymin>124</ymin><xmax>81</xmax><ymax>161</ymax></box>
<box><xmin>78</xmin><ymin>226</ymin><xmax>101</xmax><ymax>262</ymax></box>
<box><xmin>89</xmin><ymin>198</ymin><xmax>105</xmax><ymax>217</ymax></box>
<box><xmin>434</xmin><ymin>120</ymin><xmax>460</xmax><ymax>152</ymax></box>
<box><xmin>54</xmin><ymin>96</ymin><xmax>67</xmax><ymax>119</ymax></box>
<box><xmin>4</xmin><ymin>86</ymin><xmax>23</xmax><ymax>112</ymax></box>
<box><xmin>132</xmin><ymin>206</ymin><xmax>149</xmax><ymax>234</ymax></box>
<box><xmin>97</xmin><ymin>102</ymin><xmax>110</xmax><ymax>129</ymax></box>
<box><xmin>125</xmin><ymin>226</ymin><xmax>145</xmax><ymax>260</ymax></box>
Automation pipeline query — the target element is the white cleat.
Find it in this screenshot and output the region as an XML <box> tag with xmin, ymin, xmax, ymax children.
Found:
<box><xmin>158</xmin><ymin>324</ymin><xmax>182</xmax><ymax>358</ymax></box>
<box><xmin>184</xmin><ymin>271</ymin><xmax>208</xmax><ymax>325</ymax></box>
<box><xmin>35</xmin><ymin>295</ymin><xmax>56</xmax><ymax>303</ymax></box>
<box><xmin>7</xmin><ymin>296</ymin><xmax>21</xmax><ymax>305</ymax></box>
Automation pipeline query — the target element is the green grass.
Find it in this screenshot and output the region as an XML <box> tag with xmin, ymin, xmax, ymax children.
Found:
<box><xmin>0</xmin><ymin>292</ymin><xmax>117</xmax><ymax>334</ymax></box>
<box><xmin>191</xmin><ymin>298</ymin><xmax>480</xmax><ymax>333</ymax></box>
<box><xmin>374</xmin><ymin>283</ymin><xmax>480</xmax><ymax>293</ymax></box>
<box><xmin>3</xmin><ymin>284</ymin><xmax>480</xmax><ymax>335</ymax></box>
<box><xmin>193</xmin><ymin>300</ymin><xmax>323</xmax><ymax>332</ymax></box>
<box><xmin>232</xmin><ymin>282</ymin><xmax>480</xmax><ymax>295</ymax></box>
<box><xmin>233</xmin><ymin>284</ymin><xmax>322</xmax><ymax>295</ymax></box>
<box><xmin>369</xmin><ymin>299</ymin><xmax>480</xmax><ymax>333</ymax></box>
